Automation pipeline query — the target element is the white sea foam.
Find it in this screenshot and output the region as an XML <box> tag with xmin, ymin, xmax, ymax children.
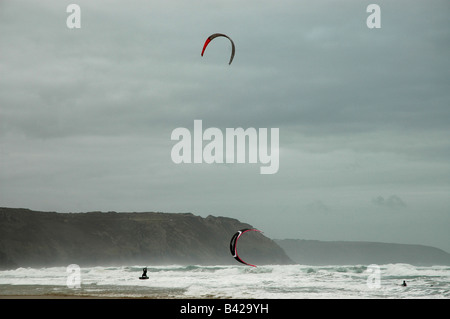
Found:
<box><xmin>0</xmin><ymin>264</ymin><xmax>449</xmax><ymax>298</ymax></box>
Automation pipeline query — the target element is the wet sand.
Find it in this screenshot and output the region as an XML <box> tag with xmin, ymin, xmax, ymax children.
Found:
<box><xmin>0</xmin><ymin>295</ymin><xmax>123</xmax><ymax>299</ymax></box>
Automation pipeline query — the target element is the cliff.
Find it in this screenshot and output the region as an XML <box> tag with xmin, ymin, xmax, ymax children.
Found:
<box><xmin>0</xmin><ymin>207</ymin><xmax>293</xmax><ymax>269</ymax></box>
<box><xmin>276</xmin><ymin>239</ymin><xmax>450</xmax><ymax>266</ymax></box>
<box><xmin>2</xmin><ymin>207</ymin><xmax>448</xmax><ymax>270</ymax></box>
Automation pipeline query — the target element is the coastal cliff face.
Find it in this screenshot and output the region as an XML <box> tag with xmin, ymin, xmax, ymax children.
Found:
<box><xmin>2</xmin><ymin>207</ymin><xmax>449</xmax><ymax>270</ymax></box>
<box><xmin>0</xmin><ymin>207</ymin><xmax>293</xmax><ymax>269</ymax></box>
<box><xmin>276</xmin><ymin>239</ymin><xmax>450</xmax><ymax>266</ymax></box>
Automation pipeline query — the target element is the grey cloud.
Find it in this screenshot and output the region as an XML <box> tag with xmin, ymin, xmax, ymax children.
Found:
<box><xmin>372</xmin><ymin>195</ymin><xmax>407</xmax><ymax>209</ymax></box>
<box><xmin>306</xmin><ymin>200</ymin><xmax>330</xmax><ymax>214</ymax></box>
<box><xmin>1</xmin><ymin>0</ymin><xmax>449</xmax><ymax>252</ymax></box>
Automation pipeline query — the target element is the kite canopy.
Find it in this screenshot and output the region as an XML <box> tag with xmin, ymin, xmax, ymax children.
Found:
<box><xmin>229</xmin><ymin>228</ymin><xmax>261</xmax><ymax>267</ymax></box>
<box><xmin>201</xmin><ymin>33</ymin><xmax>235</xmax><ymax>65</ymax></box>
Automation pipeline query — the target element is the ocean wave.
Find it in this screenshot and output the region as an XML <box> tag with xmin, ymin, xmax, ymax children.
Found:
<box><xmin>1</xmin><ymin>264</ymin><xmax>449</xmax><ymax>298</ymax></box>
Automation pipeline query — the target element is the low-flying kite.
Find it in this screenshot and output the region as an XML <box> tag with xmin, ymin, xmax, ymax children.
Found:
<box><xmin>229</xmin><ymin>228</ymin><xmax>261</xmax><ymax>267</ymax></box>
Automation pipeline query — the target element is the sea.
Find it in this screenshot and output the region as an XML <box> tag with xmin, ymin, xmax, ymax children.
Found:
<box><xmin>1</xmin><ymin>263</ymin><xmax>449</xmax><ymax>299</ymax></box>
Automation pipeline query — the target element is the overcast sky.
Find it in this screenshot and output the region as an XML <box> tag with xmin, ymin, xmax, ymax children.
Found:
<box><xmin>1</xmin><ymin>0</ymin><xmax>449</xmax><ymax>252</ymax></box>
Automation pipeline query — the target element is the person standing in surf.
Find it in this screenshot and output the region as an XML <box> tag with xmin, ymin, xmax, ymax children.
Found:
<box><xmin>140</xmin><ymin>267</ymin><xmax>148</xmax><ymax>279</ymax></box>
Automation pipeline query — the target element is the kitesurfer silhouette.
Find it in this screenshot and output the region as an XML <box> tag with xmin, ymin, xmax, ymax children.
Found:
<box><xmin>139</xmin><ymin>267</ymin><xmax>148</xmax><ymax>279</ymax></box>
<box><xmin>401</xmin><ymin>280</ymin><xmax>407</xmax><ymax>287</ymax></box>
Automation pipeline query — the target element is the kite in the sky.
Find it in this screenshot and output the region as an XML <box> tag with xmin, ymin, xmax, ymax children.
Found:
<box><xmin>201</xmin><ymin>33</ymin><xmax>235</xmax><ymax>65</ymax></box>
<box><xmin>229</xmin><ymin>228</ymin><xmax>261</xmax><ymax>267</ymax></box>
